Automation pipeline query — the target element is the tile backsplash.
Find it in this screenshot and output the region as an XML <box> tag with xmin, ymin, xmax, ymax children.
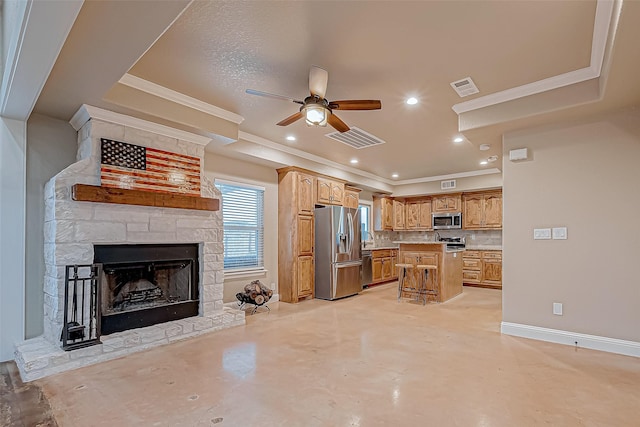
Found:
<box><xmin>371</xmin><ymin>229</ymin><xmax>502</xmax><ymax>246</ymax></box>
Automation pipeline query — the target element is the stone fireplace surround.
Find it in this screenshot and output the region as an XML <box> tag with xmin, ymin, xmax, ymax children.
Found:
<box><xmin>14</xmin><ymin>105</ymin><xmax>245</xmax><ymax>382</ymax></box>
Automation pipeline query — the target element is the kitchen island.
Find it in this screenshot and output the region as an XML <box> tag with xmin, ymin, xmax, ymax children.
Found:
<box><xmin>395</xmin><ymin>242</ymin><xmax>463</xmax><ymax>302</ymax></box>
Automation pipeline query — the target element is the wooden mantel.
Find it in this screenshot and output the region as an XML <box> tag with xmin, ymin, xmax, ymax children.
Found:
<box><xmin>71</xmin><ymin>184</ymin><xmax>219</xmax><ymax>211</ymax></box>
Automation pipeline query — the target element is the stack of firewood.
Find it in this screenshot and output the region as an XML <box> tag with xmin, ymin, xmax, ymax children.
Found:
<box><xmin>236</xmin><ymin>280</ymin><xmax>273</xmax><ymax>306</ymax></box>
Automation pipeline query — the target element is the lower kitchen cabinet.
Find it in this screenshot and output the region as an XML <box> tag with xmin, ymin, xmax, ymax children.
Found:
<box><xmin>370</xmin><ymin>249</ymin><xmax>398</xmax><ymax>285</ymax></box>
<box><xmin>462</xmin><ymin>250</ymin><xmax>502</xmax><ymax>289</ymax></box>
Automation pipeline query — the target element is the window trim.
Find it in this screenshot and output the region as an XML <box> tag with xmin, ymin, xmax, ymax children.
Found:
<box><xmin>359</xmin><ymin>200</ymin><xmax>373</xmax><ymax>243</ymax></box>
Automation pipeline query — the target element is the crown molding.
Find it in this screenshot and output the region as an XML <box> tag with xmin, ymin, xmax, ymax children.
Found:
<box><xmin>239</xmin><ymin>131</ymin><xmax>501</xmax><ymax>186</ymax></box>
<box><xmin>119</xmin><ymin>73</ymin><xmax>245</xmax><ymax>124</ymax></box>
<box><xmin>70</xmin><ymin>104</ymin><xmax>212</xmax><ymax>146</ymax></box>
<box><xmin>452</xmin><ymin>0</ymin><xmax>616</xmax><ymax>115</ymax></box>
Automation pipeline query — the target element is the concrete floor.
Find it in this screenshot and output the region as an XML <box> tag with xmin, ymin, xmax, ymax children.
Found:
<box><xmin>22</xmin><ymin>285</ymin><xmax>640</xmax><ymax>425</ymax></box>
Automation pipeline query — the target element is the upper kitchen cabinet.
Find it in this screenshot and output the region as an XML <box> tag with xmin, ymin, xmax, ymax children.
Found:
<box><xmin>373</xmin><ymin>196</ymin><xmax>394</xmax><ymax>231</ymax></box>
<box><xmin>463</xmin><ymin>190</ymin><xmax>502</xmax><ymax>229</ymax></box>
<box><xmin>405</xmin><ymin>197</ymin><xmax>432</xmax><ymax>230</ymax></box>
<box><xmin>431</xmin><ymin>194</ymin><xmax>462</xmax><ymax>213</ymax></box>
<box><xmin>296</xmin><ymin>172</ymin><xmax>315</xmax><ymax>215</ymax></box>
<box><xmin>316</xmin><ymin>177</ymin><xmax>345</xmax><ymax>206</ymax></box>
<box><xmin>343</xmin><ymin>186</ymin><xmax>361</xmax><ymax>209</ymax></box>
<box><xmin>393</xmin><ymin>199</ymin><xmax>405</xmax><ymax>230</ymax></box>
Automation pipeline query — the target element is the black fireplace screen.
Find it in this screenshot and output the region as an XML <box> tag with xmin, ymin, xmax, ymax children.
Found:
<box><xmin>94</xmin><ymin>244</ymin><xmax>199</xmax><ymax>335</ymax></box>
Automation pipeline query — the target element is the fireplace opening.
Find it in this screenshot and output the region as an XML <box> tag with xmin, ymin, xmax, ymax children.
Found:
<box><xmin>94</xmin><ymin>244</ymin><xmax>199</xmax><ymax>335</ymax></box>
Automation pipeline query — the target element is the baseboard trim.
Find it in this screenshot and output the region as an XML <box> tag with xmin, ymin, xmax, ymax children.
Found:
<box><xmin>501</xmin><ymin>322</ymin><xmax>640</xmax><ymax>358</ymax></box>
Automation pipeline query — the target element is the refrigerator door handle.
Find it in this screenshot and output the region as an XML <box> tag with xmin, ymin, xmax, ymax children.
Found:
<box><xmin>347</xmin><ymin>211</ymin><xmax>353</xmax><ymax>255</ymax></box>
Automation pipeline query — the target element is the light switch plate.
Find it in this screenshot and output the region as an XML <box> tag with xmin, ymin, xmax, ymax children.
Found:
<box><xmin>534</xmin><ymin>228</ymin><xmax>551</xmax><ymax>240</ymax></box>
<box><xmin>552</xmin><ymin>227</ymin><xmax>567</xmax><ymax>240</ymax></box>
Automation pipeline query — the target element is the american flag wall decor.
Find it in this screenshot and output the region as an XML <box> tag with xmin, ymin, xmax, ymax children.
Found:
<box><xmin>100</xmin><ymin>138</ymin><xmax>201</xmax><ymax>195</ymax></box>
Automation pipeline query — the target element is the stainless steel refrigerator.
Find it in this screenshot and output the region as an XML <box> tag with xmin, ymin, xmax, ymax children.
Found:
<box><xmin>314</xmin><ymin>206</ymin><xmax>362</xmax><ymax>300</ymax></box>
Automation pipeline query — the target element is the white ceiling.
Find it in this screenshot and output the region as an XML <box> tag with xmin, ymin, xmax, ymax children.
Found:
<box><xmin>32</xmin><ymin>0</ymin><xmax>640</xmax><ymax>190</ymax></box>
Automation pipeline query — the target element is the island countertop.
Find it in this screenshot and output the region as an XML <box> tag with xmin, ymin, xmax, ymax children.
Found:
<box><xmin>397</xmin><ymin>242</ymin><xmax>463</xmax><ymax>302</ymax></box>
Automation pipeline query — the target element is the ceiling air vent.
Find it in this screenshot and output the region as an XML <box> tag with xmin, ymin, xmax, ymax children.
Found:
<box><xmin>450</xmin><ymin>77</ymin><xmax>479</xmax><ymax>98</ymax></box>
<box><xmin>325</xmin><ymin>127</ymin><xmax>386</xmax><ymax>149</ymax></box>
<box><xmin>441</xmin><ymin>179</ymin><xmax>456</xmax><ymax>190</ymax></box>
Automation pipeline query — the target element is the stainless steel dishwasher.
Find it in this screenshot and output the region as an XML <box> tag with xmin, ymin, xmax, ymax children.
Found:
<box><xmin>361</xmin><ymin>250</ymin><xmax>372</xmax><ymax>288</ymax></box>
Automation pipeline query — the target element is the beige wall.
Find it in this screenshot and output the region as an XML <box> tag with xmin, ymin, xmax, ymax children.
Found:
<box><xmin>502</xmin><ymin>108</ymin><xmax>640</xmax><ymax>342</ymax></box>
<box><xmin>24</xmin><ymin>114</ymin><xmax>77</xmax><ymax>338</ymax></box>
<box><xmin>392</xmin><ymin>173</ymin><xmax>502</xmax><ymax>197</ymax></box>
<box><xmin>203</xmin><ymin>152</ymin><xmax>279</xmax><ymax>303</ymax></box>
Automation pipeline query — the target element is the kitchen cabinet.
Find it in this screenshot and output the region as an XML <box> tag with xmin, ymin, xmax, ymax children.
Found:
<box><xmin>393</xmin><ymin>199</ymin><xmax>405</xmax><ymax>230</ymax></box>
<box><xmin>373</xmin><ymin>196</ymin><xmax>394</xmax><ymax>231</ymax></box>
<box><xmin>463</xmin><ymin>190</ymin><xmax>502</xmax><ymax>229</ymax></box>
<box><xmin>462</xmin><ymin>249</ymin><xmax>502</xmax><ymax>289</ymax></box>
<box><xmin>278</xmin><ymin>166</ymin><xmax>363</xmax><ymax>303</ymax></box>
<box><xmin>317</xmin><ymin>177</ymin><xmax>345</xmax><ymax>205</ymax></box>
<box><xmin>343</xmin><ymin>186</ymin><xmax>360</xmax><ymax>209</ymax></box>
<box><xmin>431</xmin><ymin>194</ymin><xmax>461</xmax><ymax>213</ymax></box>
<box><xmin>370</xmin><ymin>249</ymin><xmax>398</xmax><ymax>285</ymax></box>
<box><xmin>405</xmin><ymin>198</ymin><xmax>432</xmax><ymax>230</ymax></box>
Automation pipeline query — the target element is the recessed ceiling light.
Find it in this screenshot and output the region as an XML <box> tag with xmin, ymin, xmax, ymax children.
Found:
<box><xmin>350</xmin><ymin>159</ymin><xmax>358</xmax><ymax>164</ymax></box>
<box><xmin>406</xmin><ymin>97</ymin><xmax>418</xmax><ymax>105</ymax></box>
<box><xmin>453</xmin><ymin>137</ymin><xmax>464</xmax><ymax>143</ymax></box>
<box><xmin>286</xmin><ymin>136</ymin><xmax>296</xmax><ymax>141</ymax></box>
<box><xmin>479</xmin><ymin>144</ymin><xmax>491</xmax><ymax>151</ymax></box>
<box><xmin>480</xmin><ymin>160</ymin><xmax>488</xmax><ymax>165</ymax></box>
<box><xmin>391</xmin><ymin>173</ymin><xmax>399</xmax><ymax>178</ymax></box>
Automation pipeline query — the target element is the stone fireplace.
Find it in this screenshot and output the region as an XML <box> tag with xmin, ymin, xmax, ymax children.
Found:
<box><xmin>14</xmin><ymin>105</ymin><xmax>245</xmax><ymax>381</ymax></box>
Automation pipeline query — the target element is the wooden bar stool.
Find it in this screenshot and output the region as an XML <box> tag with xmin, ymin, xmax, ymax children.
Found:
<box><xmin>396</xmin><ymin>263</ymin><xmax>422</xmax><ymax>303</ymax></box>
<box><xmin>417</xmin><ymin>264</ymin><xmax>438</xmax><ymax>304</ymax></box>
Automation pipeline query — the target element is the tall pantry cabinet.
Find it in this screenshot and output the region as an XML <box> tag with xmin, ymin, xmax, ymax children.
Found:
<box><xmin>278</xmin><ymin>168</ymin><xmax>316</xmax><ymax>302</ymax></box>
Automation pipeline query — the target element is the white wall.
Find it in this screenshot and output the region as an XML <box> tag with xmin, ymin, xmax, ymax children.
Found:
<box><xmin>0</xmin><ymin>117</ymin><xmax>26</xmax><ymax>361</ymax></box>
<box><xmin>203</xmin><ymin>152</ymin><xmax>279</xmax><ymax>303</ymax></box>
<box><xmin>502</xmin><ymin>108</ymin><xmax>640</xmax><ymax>344</ymax></box>
<box><xmin>24</xmin><ymin>113</ymin><xmax>77</xmax><ymax>338</ymax></box>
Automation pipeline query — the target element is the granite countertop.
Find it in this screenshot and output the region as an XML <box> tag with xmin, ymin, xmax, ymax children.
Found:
<box><xmin>362</xmin><ymin>245</ymin><xmax>399</xmax><ymax>250</ymax></box>
<box><xmin>392</xmin><ymin>241</ymin><xmax>446</xmax><ymax>245</ymax></box>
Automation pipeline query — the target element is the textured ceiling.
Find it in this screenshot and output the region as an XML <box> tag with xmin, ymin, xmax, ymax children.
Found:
<box><xmin>33</xmin><ymin>0</ymin><xmax>640</xmax><ymax>185</ymax></box>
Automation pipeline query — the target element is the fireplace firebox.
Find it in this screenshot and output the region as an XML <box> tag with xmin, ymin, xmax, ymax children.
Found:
<box><xmin>94</xmin><ymin>244</ymin><xmax>199</xmax><ymax>335</ymax></box>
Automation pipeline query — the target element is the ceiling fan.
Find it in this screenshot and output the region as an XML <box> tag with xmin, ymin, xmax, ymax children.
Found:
<box><xmin>246</xmin><ymin>66</ymin><xmax>382</xmax><ymax>133</ymax></box>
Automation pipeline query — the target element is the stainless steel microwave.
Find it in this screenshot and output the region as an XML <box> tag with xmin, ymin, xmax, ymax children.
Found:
<box><xmin>432</xmin><ymin>212</ymin><xmax>462</xmax><ymax>229</ymax></box>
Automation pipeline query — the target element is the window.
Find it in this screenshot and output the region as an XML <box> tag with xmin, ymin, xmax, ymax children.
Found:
<box><xmin>215</xmin><ymin>180</ymin><xmax>264</xmax><ymax>271</ymax></box>
<box><xmin>359</xmin><ymin>202</ymin><xmax>372</xmax><ymax>242</ymax></box>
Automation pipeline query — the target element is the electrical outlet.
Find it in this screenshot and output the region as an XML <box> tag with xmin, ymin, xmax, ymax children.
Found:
<box><xmin>553</xmin><ymin>302</ymin><xmax>563</xmax><ymax>316</ymax></box>
<box><xmin>534</xmin><ymin>228</ymin><xmax>551</xmax><ymax>240</ymax></box>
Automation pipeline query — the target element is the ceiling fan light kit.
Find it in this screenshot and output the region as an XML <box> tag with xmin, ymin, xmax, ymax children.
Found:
<box><xmin>246</xmin><ymin>66</ymin><xmax>381</xmax><ymax>133</ymax></box>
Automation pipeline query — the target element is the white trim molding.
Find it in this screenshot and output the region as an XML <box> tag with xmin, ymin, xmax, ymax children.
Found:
<box><xmin>501</xmin><ymin>322</ymin><xmax>640</xmax><ymax>358</ymax></box>
<box><xmin>70</xmin><ymin>104</ymin><xmax>212</xmax><ymax>146</ymax></box>
<box><xmin>119</xmin><ymin>74</ymin><xmax>245</xmax><ymax>124</ymax></box>
<box><xmin>452</xmin><ymin>0</ymin><xmax>617</xmax><ymax>115</ymax></box>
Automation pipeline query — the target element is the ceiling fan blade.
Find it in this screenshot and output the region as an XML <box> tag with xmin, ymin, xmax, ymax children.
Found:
<box><xmin>276</xmin><ymin>111</ymin><xmax>304</xmax><ymax>126</ymax></box>
<box><xmin>309</xmin><ymin>66</ymin><xmax>328</xmax><ymax>99</ymax></box>
<box><xmin>329</xmin><ymin>100</ymin><xmax>382</xmax><ymax>110</ymax></box>
<box><xmin>328</xmin><ymin>113</ymin><xmax>350</xmax><ymax>133</ymax></box>
<box><xmin>246</xmin><ymin>89</ymin><xmax>304</xmax><ymax>104</ymax></box>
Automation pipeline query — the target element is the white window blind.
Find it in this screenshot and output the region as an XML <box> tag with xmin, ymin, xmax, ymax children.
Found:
<box><xmin>215</xmin><ymin>181</ymin><xmax>264</xmax><ymax>271</ymax></box>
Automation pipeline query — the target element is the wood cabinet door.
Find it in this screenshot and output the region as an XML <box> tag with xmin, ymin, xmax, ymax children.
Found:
<box><xmin>432</xmin><ymin>196</ymin><xmax>449</xmax><ymax>212</ymax></box>
<box><xmin>447</xmin><ymin>195</ymin><xmax>461</xmax><ymax>212</ymax></box>
<box><xmin>462</xmin><ymin>257</ymin><xmax>481</xmax><ymax>271</ymax></box>
<box><xmin>405</xmin><ymin>201</ymin><xmax>419</xmax><ymax>229</ymax></box>
<box><xmin>418</xmin><ymin>199</ymin><xmax>432</xmax><ymax>229</ymax></box>
<box><xmin>297</xmin><ymin>256</ymin><xmax>314</xmax><ymax>297</ymax></box>
<box><xmin>381</xmin><ymin>257</ymin><xmax>393</xmax><ymax>279</ymax></box>
<box><xmin>463</xmin><ymin>270</ymin><xmax>482</xmax><ymax>283</ymax></box>
<box><xmin>390</xmin><ymin>252</ymin><xmax>398</xmax><ymax>279</ymax></box>
<box><xmin>372</xmin><ymin>258</ymin><xmax>384</xmax><ymax>283</ymax></box>
<box><xmin>297</xmin><ymin>173</ymin><xmax>314</xmax><ymax>215</ymax></box>
<box><xmin>330</xmin><ymin>182</ymin><xmax>344</xmax><ymax>205</ymax></box>
<box><xmin>482</xmin><ymin>260</ymin><xmax>502</xmax><ymax>284</ymax></box>
<box><xmin>343</xmin><ymin>190</ymin><xmax>359</xmax><ymax>209</ymax></box>
<box><xmin>393</xmin><ymin>200</ymin><xmax>405</xmax><ymax>230</ymax></box>
<box><xmin>316</xmin><ymin>178</ymin><xmax>332</xmax><ymax>205</ymax></box>
<box><xmin>382</xmin><ymin>198</ymin><xmax>394</xmax><ymax>230</ymax></box>
<box><xmin>463</xmin><ymin>194</ymin><xmax>483</xmax><ymax>229</ymax></box>
<box><xmin>297</xmin><ymin>215</ymin><xmax>314</xmax><ymax>256</ymax></box>
<box><xmin>483</xmin><ymin>193</ymin><xmax>502</xmax><ymax>228</ymax></box>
